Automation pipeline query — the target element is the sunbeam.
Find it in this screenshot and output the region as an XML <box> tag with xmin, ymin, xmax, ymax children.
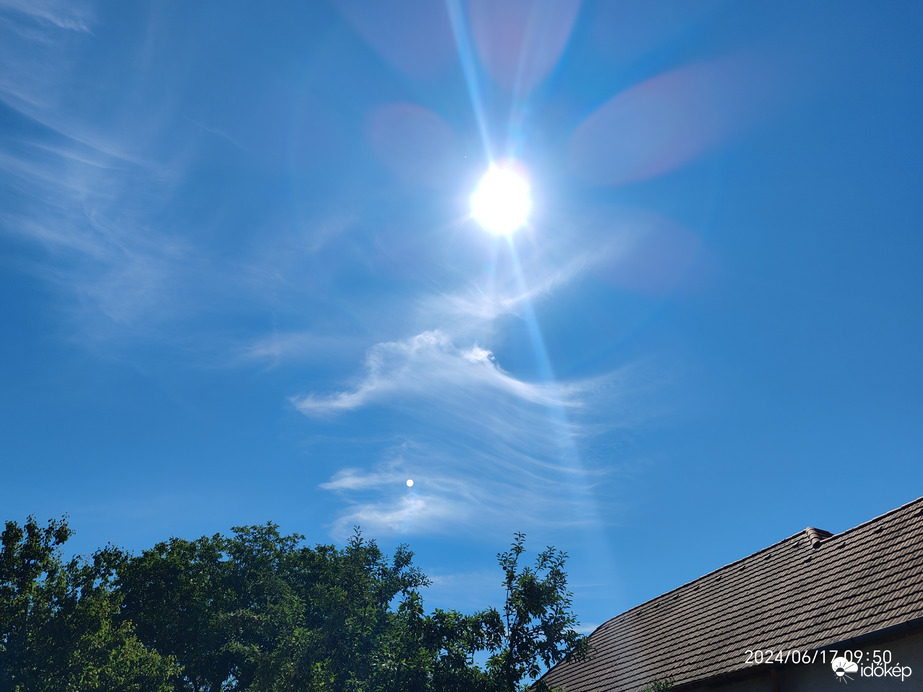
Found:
<box><xmin>446</xmin><ymin>0</ymin><xmax>493</xmax><ymax>161</ymax></box>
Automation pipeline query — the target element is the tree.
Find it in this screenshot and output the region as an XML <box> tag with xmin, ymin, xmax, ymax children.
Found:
<box><xmin>348</xmin><ymin>531</ymin><xmax>589</xmax><ymax>692</ymax></box>
<box><xmin>3</xmin><ymin>518</ymin><xmax>589</xmax><ymax>691</ymax></box>
<box><xmin>0</xmin><ymin>516</ymin><xmax>176</xmax><ymax>691</ymax></box>
<box><xmin>117</xmin><ymin>524</ymin><xmax>435</xmax><ymax>691</ymax></box>
<box><xmin>486</xmin><ymin>533</ymin><xmax>591</xmax><ymax>692</ymax></box>
<box><xmin>117</xmin><ymin>523</ymin><xmax>328</xmax><ymax>691</ymax></box>
<box><xmin>292</xmin><ymin>527</ymin><xmax>430</xmax><ymax>691</ymax></box>
<box><xmin>117</xmin><ymin>531</ymin><xmax>241</xmax><ymax>691</ymax></box>
<box><xmin>375</xmin><ymin>590</ymin><xmax>500</xmax><ymax>692</ymax></box>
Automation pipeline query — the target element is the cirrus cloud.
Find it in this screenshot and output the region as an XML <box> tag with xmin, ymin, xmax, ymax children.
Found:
<box><xmin>294</xmin><ymin>329</ymin><xmax>648</xmax><ymax>538</ymax></box>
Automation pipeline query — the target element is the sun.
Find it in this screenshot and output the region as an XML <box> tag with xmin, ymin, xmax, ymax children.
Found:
<box><xmin>470</xmin><ymin>164</ymin><xmax>531</xmax><ymax>235</ymax></box>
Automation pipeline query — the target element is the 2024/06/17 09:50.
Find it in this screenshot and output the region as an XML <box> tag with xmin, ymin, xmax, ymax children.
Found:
<box><xmin>744</xmin><ymin>648</ymin><xmax>895</xmax><ymax>666</ymax></box>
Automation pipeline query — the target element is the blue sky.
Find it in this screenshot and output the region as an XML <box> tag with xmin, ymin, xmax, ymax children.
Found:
<box><xmin>2</xmin><ymin>0</ymin><xmax>922</xmax><ymax>633</ymax></box>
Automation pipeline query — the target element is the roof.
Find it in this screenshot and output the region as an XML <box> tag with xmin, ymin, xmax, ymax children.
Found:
<box><xmin>539</xmin><ymin>496</ymin><xmax>923</xmax><ymax>692</ymax></box>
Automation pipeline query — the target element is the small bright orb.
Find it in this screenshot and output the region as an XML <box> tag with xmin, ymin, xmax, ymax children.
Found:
<box><xmin>470</xmin><ymin>164</ymin><xmax>531</xmax><ymax>235</ymax></box>
<box><xmin>406</xmin><ymin>479</ymin><xmax>414</xmax><ymax>487</ymax></box>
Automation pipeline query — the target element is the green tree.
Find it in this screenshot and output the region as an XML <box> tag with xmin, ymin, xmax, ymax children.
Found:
<box><xmin>117</xmin><ymin>532</ymin><xmax>235</xmax><ymax>691</ymax></box>
<box><xmin>0</xmin><ymin>516</ymin><xmax>176</xmax><ymax>691</ymax></box>
<box><xmin>4</xmin><ymin>518</ymin><xmax>589</xmax><ymax>691</ymax></box>
<box><xmin>374</xmin><ymin>591</ymin><xmax>500</xmax><ymax>692</ymax></box>
<box><xmin>486</xmin><ymin>533</ymin><xmax>591</xmax><ymax>692</ymax></box>
<box><xmin>116</xmin><ymin>524</ymin><xmax>435</xmax><ymax>691</ymax></box>
<box><xmin>214</xmin><ymin>523</ymin><xmax>310</xmax><ymax>691</ymax></box>
<box><xmin>294</xmin><ymin>528</ymin><xmax>430</xmax><ymax>691</ymax></box>
<box><xmin>117</xmin><ymin>524</ymin><xmax>314</xmax><ymax>691</ymax></box>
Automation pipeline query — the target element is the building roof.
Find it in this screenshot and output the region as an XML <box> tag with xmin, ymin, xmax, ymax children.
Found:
<box><xmin>538</xmin><ymin>496</ymin><xmax>923</xmax><ymax>692</ymax></box>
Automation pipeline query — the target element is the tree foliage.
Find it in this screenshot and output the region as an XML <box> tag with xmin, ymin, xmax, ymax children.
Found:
<box><xmin>488</xmin><ymin>532</ymin><xmax>592</xmax><ymax>691</ymax></box>
<box><xmin>0</xmin><ymin>517</ymin><xmax>589</xmax><ymax>692</ymax></box>
<box><xmin>0</xmin><ymin>516</ymin><xmax>177</xmax><ymax>691</ymax></box>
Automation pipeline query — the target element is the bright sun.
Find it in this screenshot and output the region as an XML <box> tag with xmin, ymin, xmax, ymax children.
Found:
<box><xmin>470</xmin><ymin>164</ymin><xmax>531</xmax><ymax>235</ymax></box>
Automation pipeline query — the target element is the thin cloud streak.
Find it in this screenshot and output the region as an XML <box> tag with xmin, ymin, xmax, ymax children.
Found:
<box><xmin>426</xmin><ymin>251</ymin><xmax>592</xmax><ymax>324</ymax></box>
<box><xmin>0</xmin><ymin>11</ymin><xmax>242</xmax><ymax>344</ymax></box>
<box><xmin>0</xmin><ymin>128</ymin><xmax>194</xmax><ymax>332</ymax></box>
<box><xmin>235</xmin><ymin>332</ymin><xmax>366</xmax><ymax>369</ymax></box>
<box><xmin>0</xmin><ymin>0</ymin><xmax>93</xmax><ymax>34</ymax></box>
<box><xmin>0</xmin><ymin>8</ymin><xmax>190</xmax><ymax>337</ymax></box>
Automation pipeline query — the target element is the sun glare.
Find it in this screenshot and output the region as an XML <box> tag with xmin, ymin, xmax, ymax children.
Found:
<box><xmin>470</xmin><ymin>164</ymin><xmax>531</xmax><ymax>235</ymax></box>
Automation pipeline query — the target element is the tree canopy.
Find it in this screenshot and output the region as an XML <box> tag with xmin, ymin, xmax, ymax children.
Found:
<box><xmin>0</xmin><ymin>517</ymin><xmax>589</xmax><ymax>692</ymax></box>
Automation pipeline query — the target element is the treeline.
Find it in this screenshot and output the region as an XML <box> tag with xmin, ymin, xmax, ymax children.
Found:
<box><xmin>0</xmin><ymin>516</ymin><xmax>588</xmax><ymax>691</ymax></box>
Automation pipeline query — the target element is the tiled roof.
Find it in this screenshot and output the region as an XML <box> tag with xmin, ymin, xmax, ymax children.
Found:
<box><xmin>538</xmin><ymin>496</ymin><xmax>923</xmax><ymax>692</ymax></box>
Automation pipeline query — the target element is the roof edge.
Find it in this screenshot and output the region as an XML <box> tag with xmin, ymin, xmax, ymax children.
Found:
<box><xmin>668</xmin><ymin>615</ymin><xmax>923</xmax><ymax>692</ymax></box>
<box><xmin>817</xmin><ymin>494</ymin><xmax>923</xmax><ymax>544</ymax></box>
<box><xmin>594</xmin><ymin>495</ymin><xmax>923</xmax><ymax>629</ymax></box>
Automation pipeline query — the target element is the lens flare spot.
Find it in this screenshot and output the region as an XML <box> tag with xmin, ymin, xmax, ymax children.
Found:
<box><xmin>470</xmin><ymin>164</ymin><xmax>531</xmax><ymax>235</ymax></box>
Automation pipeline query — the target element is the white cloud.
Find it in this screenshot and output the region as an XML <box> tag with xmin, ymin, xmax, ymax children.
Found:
<box><xmin>331</xmin><ymin>493</ymin><xmax>469</xmax><ymax>536</ymax></box>
<box><xmin>320</xmin><ymin>465</ymin><xmax>406</xmax><ymax>492</ymax></box>
<box><xmin>292</xmin><ymin>329</ymin><xmax>581</xmax><ymax>417</ymax></box>
<box><xmin>301</xmin><ymin>330</ymin><xmax>645</xmax><ymax>538</ymax></box>
<box><xmin>0</xmin><ymin>11</ymin><xmax>241</xmax><ymax>347</ymax></box>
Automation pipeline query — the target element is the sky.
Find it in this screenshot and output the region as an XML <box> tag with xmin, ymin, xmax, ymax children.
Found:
<box><xmin>2</xmin><ymin>0</ymin><xmax>923</xmax><ymax>637</ymax></box>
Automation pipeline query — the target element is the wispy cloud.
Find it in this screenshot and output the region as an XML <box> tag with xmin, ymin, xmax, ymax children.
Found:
<box><xmin>292</xmin><ymin>329</ymin><xmax>582</xmax><ymax>415</ymax></box>
<box><xmin>424</xmin><ymin>251</ymin><xmax>592</xmax><ymax>324</ymax></box>
<box><xmin>0</xmin><ymin>6</ymin><xmax>255</xmax><ymax>350</ymax></box>
<box><xmin>185</xmin><ymin>117</ymin><xmax>247</xmax><ymax>151</ymax></box>
<box><xmin>0</xmin><ymin>4</ymin><xmax>381</xmax><ymax>358</ymax></box>
<box><xmin>297</xmin><ymin>330</ymin><xmax>646</xmax><ymax>538</ymax></box>
<box><xmin>234</xmin><ymin>331</ymin><xmax>368</xmax><ymax>369</ymax></box>
<box><xmin>0</xmin><ymin>4</ymin><xmax>191</xmax><ymax>343</ymax></box>
<box><xmin>0</xmin><ymin>0</ymin><xmax>93</xmax><ymax>34</ymax></box>
<box><xmin>0</xmin><ymin>124</ymin><xmax>195</xmax><ymax>335</ymax></box>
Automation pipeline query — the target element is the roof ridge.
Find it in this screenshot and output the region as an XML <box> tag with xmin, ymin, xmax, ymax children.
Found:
<box><xmin>597</xmin><ymin>496</ymin><xmax>923</xmax><ymax>629</ymax></box>
<box><xmin>599</xmin><ymin>532</ymin><xmax>804</xmax><ymax>625</ymax></box>
<box><xmin>820</xmin><ymin>494</ymin><xmax>923</xmax><ymax>542</ymax></box>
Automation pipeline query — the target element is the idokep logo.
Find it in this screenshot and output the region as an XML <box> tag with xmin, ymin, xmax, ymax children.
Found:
<box><xmin>830</xmin><ymin>655</ymin><xmax>913</xmax><ymax>683</ymax></box>
<box><xmin>831</xmin><ymin>656</ymin><xmax>858</xmax><ymax>683</ymax></box>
